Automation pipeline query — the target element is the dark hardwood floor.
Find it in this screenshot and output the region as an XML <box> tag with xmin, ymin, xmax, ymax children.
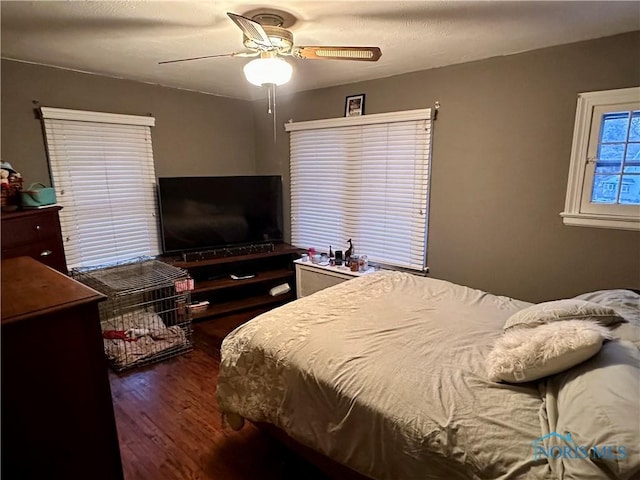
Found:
<box><xmin>109</xmin><ymin>308</ymin><xmax>329</xmax><ymax>480</ymax></box>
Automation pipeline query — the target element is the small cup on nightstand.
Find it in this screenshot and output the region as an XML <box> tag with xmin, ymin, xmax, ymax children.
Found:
<box><xmin>350</xmin><ymin>254</ymin><xmax>360</xmax><ymax>272</ymax></box>
<box><xmin>358</xmin><ymin>255</ymin><xmax>368</xmax><ymax>272</ymax></box>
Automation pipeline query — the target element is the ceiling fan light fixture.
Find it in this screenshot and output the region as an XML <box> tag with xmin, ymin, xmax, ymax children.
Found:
<box><xmin>243</xmin><ymin>56</ymin><xmax>292</xmax><ymax>86</ymax></box>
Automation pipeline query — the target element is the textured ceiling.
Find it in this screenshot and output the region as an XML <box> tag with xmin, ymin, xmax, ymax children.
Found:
<box><xmin>1</xmin><ymin>1</ymin><xmax>639</xmax><ymax>100</ymax></box>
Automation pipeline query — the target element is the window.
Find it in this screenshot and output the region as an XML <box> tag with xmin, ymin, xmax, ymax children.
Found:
<box><xmin>285</xmin><ymin>109</ymin><xmax>433</xmax><ymax>271</ymax></box>
<box><xmin>40</xmin><ymin>107</ymin><xmax>160</xmax><ymax>269</ymax></box>
<box><xmin>561</xmin><ymin>87</ymin><xmax>640</xmax><ymax>231</ymax></box>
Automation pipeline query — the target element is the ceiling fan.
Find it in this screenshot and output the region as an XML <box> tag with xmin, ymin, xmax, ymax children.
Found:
<box><xmin>159</xmin><ymin>11</ymin><xmax>381</xmax><ymax>141</ymax></box>
<box><xmin>159</xmin><ymin>11</ymin><xmax>382</xmax><ymax>87</ymax></box>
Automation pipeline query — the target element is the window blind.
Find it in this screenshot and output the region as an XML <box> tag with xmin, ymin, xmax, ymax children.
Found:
<box><xmin>286</xmin><ymin>109</ymin><xmax>433</xmax><ymax>271</ymax></box>
<box><xmin>40</xmin><ymin>107</ymin><xmax>160</xmax><ymax>269</ymax></box>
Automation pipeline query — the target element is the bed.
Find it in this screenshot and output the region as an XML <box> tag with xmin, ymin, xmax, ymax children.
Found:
<box><xmin>217</xmin><ymin>271</ymin><xmax>639</xmax><ymax>480</ymax></box>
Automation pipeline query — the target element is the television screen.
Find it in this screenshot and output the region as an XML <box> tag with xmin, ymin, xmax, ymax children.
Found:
<box><xmin>158</xmin><ymin>176</ymin><xmax>283</xmax><ymax>254</ymax></box>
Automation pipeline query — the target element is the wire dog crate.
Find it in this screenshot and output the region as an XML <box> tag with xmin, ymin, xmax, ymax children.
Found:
<box><xmin>73</xmin><ymin>258</ymin><xmax>193</xmax><ymax>372</ymax></box>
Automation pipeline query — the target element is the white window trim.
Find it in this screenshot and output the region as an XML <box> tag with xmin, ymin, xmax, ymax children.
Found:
<box><xmin>284</xmin><ymin>108</ymin><xmax>431</xmax><ymax>132</ymax></box>
<box><xmin>40</xmin><ymin>107</ymin><xmax>155</xmax><ymax>126</ymax></box>
<box><xmin>561</xmin><ymin>87</ymin><xmax>640</xmax><ymax>231</ymax></box>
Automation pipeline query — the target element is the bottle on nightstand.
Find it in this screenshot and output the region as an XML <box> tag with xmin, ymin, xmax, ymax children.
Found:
<box><xmin>328</xmin><ymin>245</ymin><xmax>335</xmax><ymax>266</ymax></box>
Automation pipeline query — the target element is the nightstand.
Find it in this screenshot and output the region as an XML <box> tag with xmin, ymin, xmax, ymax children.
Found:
<box><xmin>294</xmin><ymin>258</ymin><xmax>376</xmax><ymax>298</ymax></box>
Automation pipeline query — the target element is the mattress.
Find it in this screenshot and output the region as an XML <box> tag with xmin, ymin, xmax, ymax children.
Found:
<box><xmin>218</xmin><ymin>271</ymin><xmax>558</xmax><ymax>479</ymax></box>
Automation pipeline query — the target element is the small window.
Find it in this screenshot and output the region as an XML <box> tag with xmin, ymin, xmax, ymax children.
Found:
<box><xmin>561</xmin><ymin>87</ymin><xmax>640</xmax><ymax>231</ymax></box>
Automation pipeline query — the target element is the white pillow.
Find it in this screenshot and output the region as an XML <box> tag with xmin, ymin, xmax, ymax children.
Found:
<box><xmin>503</xmin><ymin>299</ymin><xmax>624</xmax><ymax>331</ymax></box>
<box><xmin>573</xmin><ymin>289</ymin><xmax>640</xmax><ymax>323</ymax></box>
<box><xmin>487</xmin><ymin>320</ymin><xmax>613</xmax><ymax>383</ymax></box>
<box><xmin>544</xmin><ymin>340</ymin><xmax>640</xmax><ymax>479</ymax></box>
<box><xmin>573</xmin><ymin>289</ymin><xmax>640</xmax><ymax>346</ymax></box>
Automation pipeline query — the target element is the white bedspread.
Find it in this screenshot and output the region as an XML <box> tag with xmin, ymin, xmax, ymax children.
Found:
<box><xmin>218</xmin><ymin>271</ymin><xmax>557</xmax><ymax>479</ymax></box>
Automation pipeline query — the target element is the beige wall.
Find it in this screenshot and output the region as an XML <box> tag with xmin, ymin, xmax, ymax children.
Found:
<box><xmin>254</xmin><ymin>31</ymin><xmax>640</xmax><ymax>302</ymax></box>
<box><xmin>1</xmin><ymin>59</ymin><xmax>257</xmax><ymax>183</ymax></box>
<box><xmin>2</xmin><ymin>33</ymin><xmax>638</xmax><ymax>303</ymax></box>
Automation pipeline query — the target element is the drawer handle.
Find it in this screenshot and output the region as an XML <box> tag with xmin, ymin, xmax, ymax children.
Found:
<box><xmin>34</xmin><ymin>225</ymin><xmax>41</xmax><ymax>231</ymax></box>
<box><xmin>40</xmin><ymin>250</ymin><xmax>53</xmax><ymax>257</ymax></box>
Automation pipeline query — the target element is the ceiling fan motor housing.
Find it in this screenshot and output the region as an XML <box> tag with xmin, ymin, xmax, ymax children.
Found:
<box><xmin>243</xmin><ymin>25</ymin><xmax>294</xmax><ymax>53</ymax></box>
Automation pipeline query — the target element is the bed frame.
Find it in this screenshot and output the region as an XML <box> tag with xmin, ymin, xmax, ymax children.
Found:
<box><xmin>257</xmin><ymin>422</ymin><xmax>373</xmax><ymax>480</ymax></box>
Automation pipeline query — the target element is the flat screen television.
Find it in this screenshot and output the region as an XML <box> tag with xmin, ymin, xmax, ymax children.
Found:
<box><xmin>157</xmin><ymin>176</ymin><xmax>283</xmax><ymax>254</ymax></box>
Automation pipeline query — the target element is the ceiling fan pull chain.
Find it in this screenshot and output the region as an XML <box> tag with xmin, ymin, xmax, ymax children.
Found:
<box><xmin>272</xmin><ymin>84</ymin><xmax>278</xmax><ymax>143</ymax></box>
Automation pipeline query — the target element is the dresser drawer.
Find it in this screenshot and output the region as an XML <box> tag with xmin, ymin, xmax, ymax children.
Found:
<box><xmin>2</xmin><ymin>211</ymin><xmax>61</xmax><ymax>248</ymax></box>
<box><xmin>1</xmin><ymin>207</ymin><xmax>67</xmax><ymax>273</ymax></box>
<box><xmin>2</xmin><ymin>241</ymin><xmax>67</xmax><ymax>272</ymax></box>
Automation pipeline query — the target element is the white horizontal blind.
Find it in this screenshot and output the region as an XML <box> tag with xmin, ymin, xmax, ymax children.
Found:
<box><xmin>288</xmin><ymin>109</ymin><xmax>432</xmax><ymax>271</ymax></box>
<box><xmin>41</xmin><ymin>107</ymin><xmax>160</xmax><ymax>269</ymax></box>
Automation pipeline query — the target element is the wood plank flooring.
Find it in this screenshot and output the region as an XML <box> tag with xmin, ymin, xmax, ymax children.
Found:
<box><xmin>109</xmin><ymin>309</ymin><xmax>329</xmax><ymax>480</ymax></box>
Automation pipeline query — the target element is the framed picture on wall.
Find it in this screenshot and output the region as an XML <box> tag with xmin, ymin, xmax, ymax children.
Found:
<box><xmin>345</xmin><ymin>94</ymin><xmax>365</xmax><ymax>117</ymax></box>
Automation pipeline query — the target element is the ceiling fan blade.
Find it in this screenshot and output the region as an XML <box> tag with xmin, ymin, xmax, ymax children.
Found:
<box><xmin>158</xmin><ymin>51</ymin><xmax>257</xmax><ymax>65</ymax></box>
<box><xmin>227</xmin><ymin>12</ymin><xmax>273</xmax><ymax>49</ymax></box>
<box><xmin>292</xmin><ymin>46</ymin><xmax>382</xmax><ymax>62</ymax></box>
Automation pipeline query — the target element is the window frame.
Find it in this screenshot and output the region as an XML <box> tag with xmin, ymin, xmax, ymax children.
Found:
<box><xmin>285</xmin><ymin>108</ymin><xmax>433</xmax><ymax>272</ymax></box>
<box><xmin>40</xmin><ymin>107</ymin><xmax>160</xmax><ymax>269</ymax></box>
<box><xmin>561</xmin><ymin>87</ymin><xmax>640</xmax><ymax>231</ymax></box>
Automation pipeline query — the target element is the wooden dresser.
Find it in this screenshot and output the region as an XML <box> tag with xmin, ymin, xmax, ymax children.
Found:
<box><xmin>1</xmin><ymin>256</ymin><xmax>124</xmax><ymax>480</ymax></box>
<box><xmin>1</xmin><ymin>206</ymin><xmax>67</xmax><ymax>273</ymax></box>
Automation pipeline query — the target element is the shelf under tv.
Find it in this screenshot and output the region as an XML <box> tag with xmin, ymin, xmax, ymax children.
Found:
<box><xmin>167</xmin><ymin>243</ymin><xmax>303</xmax><ymax>269</ymax></box>
<box><xmin>161</xmin><ymin>243</ymin><xmax>304</xmax><ymax>321</ymax></box>
<box><xmin>190</xmin><ymin>291</ymin><xmax>297</xmax><ymax>320</ymax></box>
<box><xmin>192</xmin><ymin>268</ymin><xmax>294</xmax><ymax>294</ymax></box>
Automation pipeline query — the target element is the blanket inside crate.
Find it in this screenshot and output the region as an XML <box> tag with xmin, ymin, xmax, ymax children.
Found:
<box><xmin>101</xmin><ymin>309</ymin><xmax>187</xmax><ymax>369</ymax></box>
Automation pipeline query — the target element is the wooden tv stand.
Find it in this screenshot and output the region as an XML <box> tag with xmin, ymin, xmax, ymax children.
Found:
<box><xmin>161</xmin><ymin>243</ymin><xmax>304</xmax><ymax>320</ymax></box>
